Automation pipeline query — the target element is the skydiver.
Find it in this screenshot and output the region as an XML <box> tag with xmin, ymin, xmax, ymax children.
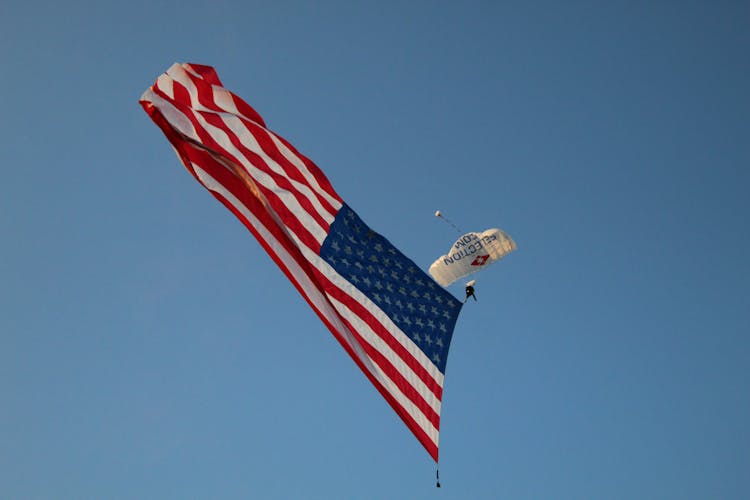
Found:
<box><xmin>464</xmin><ymin>283</ymin><xmax>477</xmax><ymax>303</ymax></box>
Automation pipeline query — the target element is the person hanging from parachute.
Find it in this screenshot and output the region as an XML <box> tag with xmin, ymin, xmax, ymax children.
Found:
<box><xmin>464</xmin><ymin>280</ymin><xmax>477</xmax><ymax>302</ymax></box>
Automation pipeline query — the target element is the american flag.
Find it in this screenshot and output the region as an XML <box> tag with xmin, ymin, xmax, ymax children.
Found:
<box><xmin>140</xmin><ymin>63</ymin><xmax>462</xmax><ymax>461</ymax></box>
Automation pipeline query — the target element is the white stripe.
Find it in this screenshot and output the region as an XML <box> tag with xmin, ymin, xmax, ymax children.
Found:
<box><xmin>178</xmin><ymin>63</ymin><xmax>251</xmax><ymax>125</ymax></box>
<box><xmin>329</xmin><ymin>294</ymin><xmax>440</xmax><ymax>444</ymax></box>
<box><xmin>156</xmin><ymin>73</ymin><xmax>174</xmax><ymax>99</ymax></box>
<box><xmin>218</xmin><ymin>113</ymin><xmax>337</xmax><ymax>224</ymax></box>
<box><xmin>164</xmin><ymin>65</ymin><xmax>338</xmax><ymax>225</ymax></box>
<box><xmin>191</xmin><ymin>164</ymin><xmax>365</xmax><ymax>364</ymax></box>
<box><xmin>212</xmin><ymin>86</ymin><xmax>243</xmax><ymax>119</ymax></box>
<box><xmin>144</xmin><ymin>91</ymin><xmax>329</xmax><ymax>245</ymax></box>
<box><xmin>181</xmin><ymin>63</ymin><xmax>202</xmax><ymax>79</ymax></box>
<box><xmin>140</xmin><ymin>90</ymin><xmax>198</xmax><ymax>143</ymax></box>
<box><xmin>326</xmin><ymin>293</ymin><xmax>443</xmax><ymax>415</ymax></box>
<box><xmin>192</xmin><ymin>164</ymin><xmax>440</xmax><ymax>448</ymax></box>
<box><xmin>166</xmin><ymin>64</ymin><xmax>200</xmax><ymax>107</ymax></box>
<box><xmin>267</xmin><ymin>131</ymin><xmax>343</xmax><ymax>212</ymax></box>
<box><xmin>193</xmin><ymin>112</ymin><xmax>329</xmax><ymax>244</ymax></box>
<box><xmin>165</xmin><ymin>64</ymin><xmax>341</xmax><ymax>216</ymax></box>
<box><xmin>297</xmin><ymin>240</ymin><xmax>446</xmax><ymax>388</ymax></box>
<box><xmin>293</xmin><ymin>233</ymin><xmax>445</xmax><ymax>438</ymax></box>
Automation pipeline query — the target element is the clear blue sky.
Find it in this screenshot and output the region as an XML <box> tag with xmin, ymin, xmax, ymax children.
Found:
<box><xmin>2</xmin><ymin>1</ymin><xmax>749</xmax><ymax>498</ymax></box>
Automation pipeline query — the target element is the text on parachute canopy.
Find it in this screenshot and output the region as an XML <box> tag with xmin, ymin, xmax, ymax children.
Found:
<box><xmin>443</xmin><ymin>233</ymin><xmax>498</xmax><ymax>264</ymax></box>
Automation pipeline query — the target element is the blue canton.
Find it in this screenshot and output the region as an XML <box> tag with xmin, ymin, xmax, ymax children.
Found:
<box><xmin>320</xmin><ymin>204</ymin><xmax>462</xmax><ymax>374</ymax></box>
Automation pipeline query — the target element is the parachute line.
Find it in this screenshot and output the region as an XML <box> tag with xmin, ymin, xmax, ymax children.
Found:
<box><xmin>434</xmin><ymin>210</ymin><xmax>463</xmax><ymax>234</ymax></box>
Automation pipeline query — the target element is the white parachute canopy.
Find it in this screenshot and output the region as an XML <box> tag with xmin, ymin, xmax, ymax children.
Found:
<box><xmin>429</xmin><ymin>228</ymin><xmax>516</xmax><ymax>287</ymax></box>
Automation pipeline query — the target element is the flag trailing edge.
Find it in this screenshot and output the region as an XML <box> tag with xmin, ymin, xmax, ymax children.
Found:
<box><xmin>140</xmin><ymin>63</ymin><xmax>463</xmax><ymax>461</ymax></box>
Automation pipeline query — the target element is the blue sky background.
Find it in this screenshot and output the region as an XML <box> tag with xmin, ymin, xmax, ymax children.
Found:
<box><xmin>2</xmin><ymin>1</ymin><xmax>749</xmax><ymax>498</ymax></box>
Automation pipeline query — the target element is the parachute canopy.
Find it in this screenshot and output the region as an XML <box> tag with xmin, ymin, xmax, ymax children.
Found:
<box><xmin>429</xmin><ymin>228</ymin><xmax>516</xmax><ymax>287</ymax></box>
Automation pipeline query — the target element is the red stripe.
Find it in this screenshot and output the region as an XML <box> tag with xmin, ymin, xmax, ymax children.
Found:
<box><xmin>312</xmin><ymin>265</ymin><xmax>444</xmax><ymax>400</ymax></box>
<box><xmin>199</xmin><ymin>111</ymin><xmax>334</xmax><ymax>231</ymax></box>
<box><xmin>150</xmin><ymin>84</ymin><xmax>324</xmax><ymax>253</ymax></box>
<box><xmin>159</xmin><ymin>80</ymin><xmax>331</xmax><ymax>241</ymax></box>
<box><xmin>171</xmin><ymin>81</ymin><xmax>191</xmax><ymax>111</ymax></box>
<box><xmin>183</xmin><ymin>63</ymin><xmax>223</xmax><ymax>87</ymax></box>
<box><xmin>176</xmin><ymin>68</ymin><xmax>340</xmax><ymax>214</ymax></box>
<box><xmin>269</xmin><ymin>131</ymin><xmax>342</xmax><ymax>205</ymax></box>
<box><xmin>182</xmin><ymin>63</ymin><xmax>268</xmax><ymax>127</ymax></box>
<box><xmin>326</xmin><ymin>306</ymin><xmax>441</xmax><ymax>428</ymax></box>
<box><xmin>141</xmin><ymin>101</ymin><xmax>319</xmax><ymax>303</ymax></box>
<box><xmin>228</xmin><ymin>115</ymin><xmax>340</xmax><ymax>215</ymax></box>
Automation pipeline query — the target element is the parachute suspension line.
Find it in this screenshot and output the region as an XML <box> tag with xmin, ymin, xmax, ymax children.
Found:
<box><xmin>434</xmin><ymin>210</ymin><xmax>463</xmax><ymax>234</ymax></box>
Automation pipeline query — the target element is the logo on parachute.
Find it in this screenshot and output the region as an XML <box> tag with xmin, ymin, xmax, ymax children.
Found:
<box><xmin>471</xmin><ymin>255</ymin><xmax>490</xmax><ymax>266</ymax></box>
